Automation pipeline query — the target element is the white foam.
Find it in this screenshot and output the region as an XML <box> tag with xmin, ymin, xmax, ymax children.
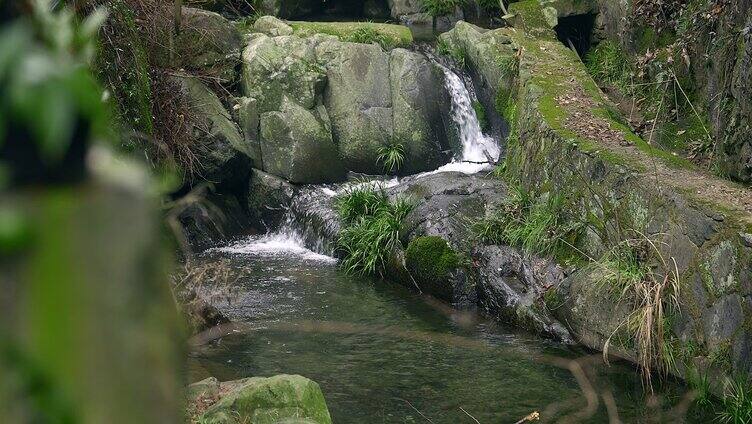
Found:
<box><xmin>213</xmin><ymin>232</ymin><xmax>337</xmax><ymax>264</ymax></box>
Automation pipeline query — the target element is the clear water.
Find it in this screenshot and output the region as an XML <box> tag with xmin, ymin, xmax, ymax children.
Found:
<box><xmin>189</xmin><ymin>236</ymin><xmax>707</xmax><ymax>424</ymax></box>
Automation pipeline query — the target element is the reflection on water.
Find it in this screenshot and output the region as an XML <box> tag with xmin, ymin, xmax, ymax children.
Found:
<box><xmin>188</xmin><ymin>236</ymin><xmax>708</xmax><ymax>423</ymax></box>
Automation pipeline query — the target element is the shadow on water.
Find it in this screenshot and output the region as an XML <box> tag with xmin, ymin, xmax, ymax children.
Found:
<box><xmin>187</xmin><ymin>241</ymin><xmax>711</xmax><ymax>423</ymax></box>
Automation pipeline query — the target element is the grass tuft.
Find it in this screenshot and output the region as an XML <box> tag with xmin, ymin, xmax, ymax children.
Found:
<box><xmin>377</xmin><ymin>141</ymin><xmax>406</xmax><ymax>174</ymax></box>
<box><xmin>594</xmin><ymin>233</ymin><xmax>681</xmax><ymax>389</ymax></box>
<box><xmin>718</xmin><ymin>376</ymin><xmax>752</xmax><ymax>424</ymax></box>
<box><xmin>471</xmin><ymin>181</ymin><xmax>582</xmax><ymax>258</ymax></box>
<box><xmin>336</xmin><ymin>184</ymin><xmax>413</xmax><ymax>276</ymax></box>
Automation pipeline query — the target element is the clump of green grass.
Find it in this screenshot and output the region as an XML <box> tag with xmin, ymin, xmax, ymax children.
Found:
<box><xmin>718</xmin><ymin>376</ymin><xmax>752</xmax><ymax>424</ymax></box>
<box><xmin>585</xmin><ymin>40</ymin><xmax>634</xmax><ymax>94</ymax></box>
<box><xmin>471</xmin><ymin>182</ymin><xmax>582</xmax><ymax>258</ymax></box>
<box><xmin>476</xmin><ymin>0</ymin><xmax>502</xmax><ymax>12</ymax></box>
<box><xmin>595</xmin><ymin>234</ymin><xmax>681</xmax><ymax>389</ymax></box>
<box><xmin>421</xmin><ymin>0</ymin><xmax>465</xmax><ymax>17</ymax></box>
<box><xmin>377</xmin><ymin>141</ymin><xmax>405</xmax><ymax>174</ymax></box>
<box><xmin>436</xmin><ymin>38</ymin><xmax>467</xmax><ymax>68</ymax></box>
<box><xmin>345</xmin><ymin>26</ymin><xmax>392</xmax><ymax>49</ymax></box>
<box><xmin>336</xmin><ymin>185</ymin><xmax>413</xmax><ymax>276</ymax></box>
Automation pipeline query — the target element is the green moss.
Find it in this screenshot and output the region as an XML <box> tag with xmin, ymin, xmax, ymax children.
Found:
<box><xmin>288</xmin><ymin>21</ymin><xmax>413</xmax><ymax>49</ymax></box>
<box><xmin>472</xmin><ymin>100</ymin><xmax>489</xmax><ymax>131</ymax></box>
<box><xmin>405</xmin><ymin>236</ymin><xmax>461</xmax><ymax>284</ymax></box>
<box><xmin>543</xmin><ymin>287</ymin><xmax>565</xmax><ymax>311</ymax></box>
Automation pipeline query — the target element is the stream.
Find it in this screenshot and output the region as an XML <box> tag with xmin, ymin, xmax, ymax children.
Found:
<box><xmin>187</xmin><ymin>64</ymin><xmax>706</xmax><ymax>423</ymax></box>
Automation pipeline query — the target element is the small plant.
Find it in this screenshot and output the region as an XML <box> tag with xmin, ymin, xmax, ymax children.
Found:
<box><xmin>336</xmin><ymin>185</ymin><xmax>413</xmax><ymax>276</ymax></box>
<box><xmin>346</xmin><ymin>26</ymin><xmax>391</xmax><ymax>49</ymax></box>
<box><xmin>377</xmin><ymin>141</ymin><xmax>406</xmax><ymax>174</ymax></box>
<box><xmin>718</xmin><ymin>376</ymin><xmax>752</xmax><ymax>424</ymax></box>
<box><xmin>421</xmin><ymin>0</ymin><xmax>464</xmax><ymax>17</ymax></box>
<box><xmin>584</xmin><ymin>41</ymin><xmax>634</xmax><ymax>94</ymax></box>
<box><xmin>686</xmin><ymin>366</ymin><xmax>713</xmax><ymax>409</ymax></box>
<box><xmin>476</xmin><ymin>0</ymin><xmax>502</xmax><ymax>12</ymax></box>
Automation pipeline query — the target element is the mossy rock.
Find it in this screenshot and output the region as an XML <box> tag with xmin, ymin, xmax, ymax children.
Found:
<box><xmin>199</xmin><ymin>375</ymin><xmax>332</xmax><ymax>424</ymax></box>
<box><xmin>405</xmin><ymin>236</ymin><xmax>462</xmax><ymax>300</ymax></box>
<box><xmin>288</xmin><ymin>21</ymin><xmax>413</xmax><ymax>49</ymax></box>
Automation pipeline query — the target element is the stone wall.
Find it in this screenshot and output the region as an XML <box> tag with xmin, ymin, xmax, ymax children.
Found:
<box><xmin>441</xmin><ymin>2</ymin><xmax>752</xmax><ymax>382</ymax></box>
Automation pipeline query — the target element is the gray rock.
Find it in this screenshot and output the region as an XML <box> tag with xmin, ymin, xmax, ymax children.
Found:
<box><xmin>259</xmin><ymin>97</ymin><xmax>345</xmax><ymax>183</ymax></box>
<box><xmin>253</xmin><ymin>15</ymin><xmax>293</xmax><ymax>36</ymax></box>
<box><xmin>162</xmin><ymin>8</ymin><xmax>242</xmax><ymax>84</ymax></box>
<box><xmin>247</xmin><ymin>168</ymin><xmax>296</xmax><ymax>230</ymax></box>
<box><xmin>318</xmin><ymin>40</ymin><xmax>394</xmax><ymax>174</ymax></box>
<box><xmin>472</xmin><ymin>245</ymin><xmax>572</xmax><ymax>341</ymax></box>
<box><xmin>702</xmin><ymin>294</ymin><xmax>744</xmax><ymax>346</ymax></box>
<box><xmin>170</xmin><ymin>75</ymin><xmax>249</xmax><ymax>184</ymax></box>
<box><xmin>236</xmin><ymin>96</ymin><xmax>262</xmax><ymax>168</ymax></box>
<box><xmin>390</xmin><ymin>49</ymin><xmax>450</xmax><ymax>174</ymax></box>
<box><xmin>242</xmin><ymin>34</ymin><xmax>325</xmax><ymax>114</ymax></box>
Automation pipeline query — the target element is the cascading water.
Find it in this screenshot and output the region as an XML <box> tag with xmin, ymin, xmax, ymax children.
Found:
<box><xmin>217</xmin><ymin>61</ymin><xmax>498</xmax><ymax>258</ymax></box>
<box><xmin>433</xmin><ymin>66</ymin><xmax>500</xmax><ymax>175</ymax></box>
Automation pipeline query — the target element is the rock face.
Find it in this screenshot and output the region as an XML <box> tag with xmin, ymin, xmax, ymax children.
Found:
<box><xmin>240</xmin><ymin>25</ymin><xmax>454</xmax><ymax>181</ymax></box>
<box><xmin>390</xmin><ymin>49</ymin><xmax>451</xmax><ymax>174</ymax></box>
<box><xmin>247</xmin><ymin>168</ymin><xmax>296</xmax><ymax>230</ymax></box>
<box><xmin>318</xmin><ymin>40</ymin><xmax>394</xmax><ymax>174</ymax></box>
<box><xmin>199</xmin><ymin>375</ymin><xmax>332</xmax><ymax>424</ymax></box>
<box><xmin>443</xmin><ymin>2</ymin><xmax>752</xmax><ymax>382</ymax></box>
<box><xmin>170</xmin><ymin>75</ymin><xmax>250</xmax><ymax>185</ymax></box>
<box><xmin>162</xmin><ymin>8</ymin><xmax>242</xmax><ymax>84</ymax></box>
<box><xmin>260</xmin><ymin>98</ymin><xmax>344</xmax><ymax>183</ymax></box>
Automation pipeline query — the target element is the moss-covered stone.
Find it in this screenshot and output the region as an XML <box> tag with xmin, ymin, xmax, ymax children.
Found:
<box><xmin>405</xmin><ymin>236</ymin><xmax>461</xmax><ymax>299</ymax></box>
<box><xmin>199</xmin><ymin>375</ymin><xmax>332</xmax><ymax>424</ymax></box>
<box><xmin>288</xmin><ymin>21</ymin><xmax>413</xmax><ymax>49</ymax></box>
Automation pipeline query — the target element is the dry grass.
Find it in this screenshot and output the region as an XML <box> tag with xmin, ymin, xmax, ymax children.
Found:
<box><xmin>597</xmin><ymin>231</ymin><xmax>681</xmax><ymax>390</ymax></box>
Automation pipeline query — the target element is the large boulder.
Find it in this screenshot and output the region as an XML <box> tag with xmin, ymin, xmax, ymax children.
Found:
<box><xmin>171</xmin><ymin>75</ymin><xmax>250</xmax><ymax>185</ymax></box>
<box><xmin>390</xmin><ymin>48</ymin><xmax>450</xmax><ymax>174</ymax></box>
<box><xmin>159</xmin><ymin>8</ymin><xmax>242</xmax><ymax>84</ymax></box>
<box><xmin>317</xmin><ymin>40</ymin><xmax>394</xmax><ymax>174</ymax></box>
<box><xmin>199</xmin><ymin>375</ymin><xmax>332</xmax><ymax>424</ymax></box>
<box><xmin>242</xmin><ymin>34</ymin><xmax>326</xmax><ymax>114</ymax></box>
<box><xmin>253</xmin><ymin>15</ymin><xmax>294</xmax><ymax>36</ymax></box>
<box><xmin>259</xmin><ymin>97</ymin><xmax>345</xmax><ymax>183</ymax></box>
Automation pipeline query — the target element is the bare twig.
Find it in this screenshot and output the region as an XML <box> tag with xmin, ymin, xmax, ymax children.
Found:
<box><xmin>459</xmin><ymin>406</ymin><xmax>480</xmax><ymax>424</ymax></box>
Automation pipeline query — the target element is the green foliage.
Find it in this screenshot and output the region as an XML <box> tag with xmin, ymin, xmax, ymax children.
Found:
<box><xmin>472</xmin><ymin>100</ymin><xmax>489</xmax><ymax>131</ymax></box>
<box><xmin>421</xmin><ymin>0</ymin><xmax>465</xmax><ymax>17</ymax></box>
<box><xmin>585</xmin><ymin>41</ymin><xmax>634</xmax><ymax>94</ymax></box>
<box><xmin>345</xmin><ymin>26</ymin><xmax>392</xmax><ymax>49</ymax></box>
<box><xmin>405</xmin><ymin>236</ymin><xmax>461</xmax><ymax>284</ymax></box>
<box><xmin>593</xmin><ymin>242</ymin><xmax>648</xmax><ymax>298</ymax></box>
<box><xmin>686</xmin><ymin>366</ymin><xmax>713</xmax><ymax>410</ymax></box>
<box><xmin>94</xmin><ymin>0</ymin><xmax>154</xmax><ymax>135</ymax></box>
<box><xmin>288</xmin><ymin>21</ymin><xmax>413</xmax><ymax>49</ymax></box>
<box><xmin>718</xmin><ymin>377</ymin><xmax>752</xmax><ymax>424</ymax></box>
<box><xmin>477</xmin><ymin>0</ymin><xmax>502</xmax><ymax>12</ymax></box>
<box><xmin>336</xmin><ymin>185</ymin><xmax>413</xmax><ymax>276</ymax></box>
<box><xmin>472</xmin><ymin>182</ymin><xmax>582</xmax><ymax>257</ymax></box>
<box><xmin>436</xmin><ymin>38</ymin><xmax>467</xmax><ymax>68</ymax></box>
<box><xmin>0</xmin><ymin>1</ymin><xmax>109</xmax><ymax>166</ymax></box>
<box><xmin>377</xmin><ymin>141</ymin><xmax>405</xmax><ymax>174</ymax></box>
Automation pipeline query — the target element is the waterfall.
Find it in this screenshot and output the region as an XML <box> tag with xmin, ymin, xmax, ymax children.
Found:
<box><xmin>432</xmin><ymin>66</ymin><xmax>500</xmax><ymax>175</ymax></box>
<box><xmin>217</xmin><ymin>62</ymin><xmax>499</xmax><ymax>258</ymax></box>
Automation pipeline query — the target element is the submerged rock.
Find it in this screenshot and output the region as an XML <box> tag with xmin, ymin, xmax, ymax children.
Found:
<box><xmin>199</xmin><ymin>374</ymin><xmax>332</xmax><ymax>424</ymax></box>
